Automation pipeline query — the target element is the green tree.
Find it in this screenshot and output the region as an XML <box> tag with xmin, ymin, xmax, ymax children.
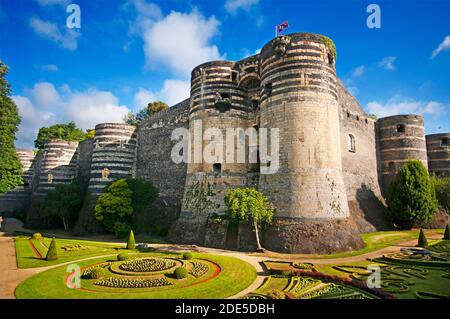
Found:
<box><xmin>86</xmin><ymin>129</ymin><xmax>95</xmax><ymax>139</ymax></box>
<box><xmin>431</xmin><ymin>176</ymin><xmax>450</xmax><ymax>213</ymax></box>
<box><xmin>46</xmin><ymin>238</ymin><xmax>58</xmax><ymax>261</ymax></box>
<box><xmin>386</xmin><ymin>160</ymin><xmax>438</xmax><ymax>229</ymax></box>
<box><xmin>0</xmin><ymin>60</ymin><xmax>22</xmax><ymax>194</ymax></box>
<box><xmin>34</xmin><ymin>121</ymin><xmax>87</xmax><ymax>149</ymax></box>
<box><xmin>224</xmin><ymin>188</ymin><xmax>274</xmax><ymax>251</ymax></box>
<box><xmin>417</xmin><ymin>229</ymin><xmax>428</xmax><ymax>247</ymax></box>
<box><xmin>40</xmin><ymin>182</ymin><xmax>85</xmax><ymax>232</ymax></box>
<box><xmin>127</xmin><ymin>229</ymin><xmax>136</xmax><ymax>250</ymax></box>
<box><xmin>123</xmin><ymin>101</ymin><xmax>168</xmax><ymax>126</ymax></box>
<box><xmin>95</xmin><ymin>179</ymin><xmax>133</xmax><ymax>237</ymax></box>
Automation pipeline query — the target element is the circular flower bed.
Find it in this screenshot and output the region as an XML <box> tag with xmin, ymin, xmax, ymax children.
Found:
<box><xmin>119</xmin><ymin>257</ymin><xmax>176</xmax><ymax>273</ymax></box>
<box><xmin>189</xmin><ymin>262</ymin><xmax>209</xmax><ymax>278</ymax></box>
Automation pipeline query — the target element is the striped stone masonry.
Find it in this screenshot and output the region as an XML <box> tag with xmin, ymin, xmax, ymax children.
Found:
<box><xmin>87</xmin><ymin>123</ymin><xmax>137</xmax><ymax>197</ymax></box>
<box><xmin>426</xmin><ymin>133</ymin><xmax>450</xmax><ymax>177</ymax></box>
<box><xmin>377</xmin><ymin>114</ymin><xmax>428</xmax><ymax>195</ymax></box>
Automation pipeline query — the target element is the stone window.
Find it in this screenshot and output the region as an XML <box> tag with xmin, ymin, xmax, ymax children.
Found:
<box><xmin>231</xmin><ymin>71</ymin><xmax>239</xmax><ymax>83</ymax></box>
<box><xmin>441</xmin><ymin>137</ymin><xmax>449</xmax><ymax>148</ymax></box>
<box><xmin>213</xmin><ymin>163</ymin><xmax>222</xmax><ymax>174</ymax></box>
<box><xmin>388</xmin><ymin>162</ymin><xmax>395</xmax><ymax>172</ymax></box>
<box><xmin>365</xmin><ymin>118</ymin><xmax>368</xmax><ymax>124</ymax></box>
<box><xmin>348</xmin><ymin>134</ymin><xmax>356</xmax><ymax>153</ymax></box>
<box><xmin>347</xmin><ymin>111</ymin><xmax>350</xmax><ymax>118</ymax></box>
<box><xmin>356</xmin><ymin>115</ymin><xmax>360</xmax><ymax>121</ymax></box>
<box><xmin>396</xmin><ymin>124</ymin><xmax>406</xmax><ymax>133</ymax></box>
<box><xmin>264</xmin><ymin>83</ymin><xmax>272</xmax><ymax>96</ymax></box>
<box><xmin>252</xmin><ymin>100</ymin><xmax>259</xmax><ymax>110</ymax></box>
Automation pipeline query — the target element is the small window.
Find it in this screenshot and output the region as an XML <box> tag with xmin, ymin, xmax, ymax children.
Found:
<box><xmin>328</xmin><ymin>53</ymin><xmax>334</xmax><ymax>65</ymax></box>
<box><xmin>441</xmin><ymin>138</ymin><xmax>449</xmax><ymax>147</ymax></box>
<box><xmin>264</xmin><ymin>83</ymin><xmax>272</xmax><ymax>96</ymax></box>
<box><xmin>365</xmin><ymin>118</ymin><xmax>368</xmax><ymax>124</ymax></box>
<box><xmin>348</xmin><ymin>134</ymin><xmax>356</xmax><ymax>153</ymax></box>
<box><xmin>396</xmin><ymin>124</ymin><xmax>406</xmax><ymax>133</ymax></box>
<box><xmin>220</xmin><ymin>93</ymin><xmax>230</xmax><ymax>100</ymax></box>
<box><xmin>213</xmin><ymin>163</ymin><xmax>222</xmax><ymax>174</ymax></box>
<box><xmin>388</xmin><ymin>162</ymin><xmax>395</xmax><ymax>172</ymax></box>
<box><xmin>356</xmin><ymin>115</ymin><xmax>360</xmax><ymax>121</ymax></box>
<box><xmin>231</xmin><ymin>71</ymin><xmax>238</xmax><ymax>82</ymax></box>
<box><xmin>252</xmin><ymin>100</ymin><xmax>259</xmax><ymax>109</ymax></box>
<box><xmin>347</xmin><ymin>112</ymin><xmax>350</xmax><ymax>118</ymax></box>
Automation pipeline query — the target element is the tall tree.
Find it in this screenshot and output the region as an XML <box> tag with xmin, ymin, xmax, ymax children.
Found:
<box><xmin>386</xmin><ymin>160</ymin><xmax>438</xmax><ymax>229</ymax></box>
<box><xmin>0</xmin><ymin>60</ymin><xmax>22</xmax><ymax>194</ymax></box>
<box><xmin>123</xmin><ymin>101</ymin><xmax>168</xmax><ymax>126</ymax></box>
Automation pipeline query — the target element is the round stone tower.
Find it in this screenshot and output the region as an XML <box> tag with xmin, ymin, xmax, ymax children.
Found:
<box><xmin>426</xmin><ymin>133</ymin><xmax>450</xmax><ymax>177</ymax></box>
<box><xmin>26</xmin><ymin>139</ymin><xmax>79</xmax><ymax>227</ymax></box>
<box><xmin>87</xmin><ymin>123</ymin><xmax>137</xmax><ymax>197</ymax></box>
<box><xmin>174</xmin><ymin>61</ymin><xmax>255</xmax><ymax>244</ymax></box>
<box><xmin>74</xmin><ymin>123</ymin><xmax>137</xmax><ymax>233</ymax></box>
<box><xmin>33</xmin><ymin>139</ymin><xmax>79</xmax><ymax>198</ymax></box>
<box><xmin>377</xmin><ymin>114</ymin><xmax>428</xmax><ymax>195</ymax></box>
<box><xmin>258</xmin><ymin>32</ymin><xmax>349</xmax><ymax>220</ymax></box>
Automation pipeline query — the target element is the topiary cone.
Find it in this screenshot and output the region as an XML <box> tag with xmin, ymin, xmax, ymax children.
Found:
<box><xmin>418</xmin><ymin>228</ymin><xmax>428</xmax><ymax>248</ymax></box>
<box><xmin>444</xmin><ymin>224</ymin><xmax>450</xmax><ymax>240</ymax></box>
<box><xmin>127</xmin><ymin>230</ymin><xmax>136</xmax><ymax>250</ymax></box>
<box><xmin>46</xmin><ymin>237</ymin><xmax>58</xmax><ymax>261</ymax></box>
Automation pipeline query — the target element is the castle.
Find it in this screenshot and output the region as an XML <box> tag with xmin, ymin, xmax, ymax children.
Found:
<box><xmin>1</xmin><ymin>33</ymin><xmax>449</xmax><ymax>253</ymax></box>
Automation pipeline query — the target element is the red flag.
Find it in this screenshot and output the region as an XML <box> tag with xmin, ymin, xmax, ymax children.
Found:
<box><xmin>276</xmin><ymin>21</ymin><xmax>289</xmax><ymax>36</ymax></box>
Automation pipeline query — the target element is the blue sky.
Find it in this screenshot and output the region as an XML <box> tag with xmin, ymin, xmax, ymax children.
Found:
<box><xmin>0</xmin><ymin>0</ymin><xmax>449</xmax><ymax>148</ymax></box>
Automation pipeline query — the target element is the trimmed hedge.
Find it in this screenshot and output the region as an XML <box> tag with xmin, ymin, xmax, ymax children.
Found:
<box><xmin>117</xmin><ymin>253</ymin><xmax>133</xmax><ymax>261</ymax></box>
<box><xmin>32</xmin><ymin>233</ymin><xmax>42</xmax><ymax>241</ymax></box>
<box><xmin>45</xmin><ymin>238</ymin><xmax>58</xmax><ymax>261</ymax></box>
<box><xmin>444</xmin><ymin>224</ymin><xmax>450</xmax><ymax>240</ymax></box>
<box><xmin>90</xmin><ymin>267</ymin><xmax>106</xmax><ymax>279</ymax></box>
<box><xmin>183</xmin><ymin>252</ymin><xmax>193</xmax><ymax>260</ymax></box>
<box><xmin>127</xmin><ymin>230</ymin><xmax>136</xmax><ymax>250</ymax></box>
<box><xmin>418</xmin><ymin>229</ymin><xmax>428</xmax><ymax>247</ymax></box>
<box><xmin>174</xmin><ymin>267</ymin><xmax>188</xmax><ymax>279</ymax></box>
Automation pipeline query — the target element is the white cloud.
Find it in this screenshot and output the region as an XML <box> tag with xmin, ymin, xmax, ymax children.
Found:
<box><xmin>225</xmin><ymin>0</ymin><xmax>260</xmax><ymax>14</ymax></box>
<box><xmin>29</xmin><ymin>17</ymin><xmax>79</xmax><ymax>50</ymax></box>
<box><xmin>378</xmin><ymin>56</ymin><xmax>397</xmax><ymax>71</ymax></box>
<box><xmin>366</xmin><ymin>96</ymin><xmax>445</xmax><ymax>118</ymax></box>
<box><xmin>13</xmin><ymin>83</ymin><xmax>130</xmax><ymax>148</ymax></box>
<box><xmin>124</xmin><ymin>0</ymin><xmax>163</xmax><ymax>36</ymax></box>
<box><xmin>134</xmin><ymin>79</ymin><xmax>190</xmax><ymax>108</ymax></box>
<box><xmin>142</xmin><ymin>9</ymin><xmax>222</xmax><ymax>76</ymax></box>
<box><xmin>431</xmin><ymin>35</ymin><xmax>450</xmax><ymax>59</ymax></box>
<box><xmin>351</xmin><ymin>66</ymin><xmax>365</xmax><ymax>78</ymax></box>
<box><xmin>41</xmin><ymin>64</ymin><xmax>59</xmax><ymax>72</ymax></box>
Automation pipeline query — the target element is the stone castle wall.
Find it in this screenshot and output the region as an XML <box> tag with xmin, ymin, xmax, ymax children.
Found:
<box><xmin>2</xmin><ymin>32</ymin><xmax>448</xmax><ymax>254</ymax></box>
<box><xmin>426</xmin><ymin>133</ymin><xmax>450</xmax><ymax>177</ymax></box>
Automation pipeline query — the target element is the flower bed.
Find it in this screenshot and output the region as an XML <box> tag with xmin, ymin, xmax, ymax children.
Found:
<box><xmin>189</xmin><ymin>262</ymin><xmax>209</xmax><ymax>278</ymax></box>
<box><xmin>94</xmin><ymin>277</ymin><xmax>172</xmax><ymax>288</ymax></box>
<box><xmin>119</xmin><ymin>257</ymin><xmax>176</xmax><ymax>272</ymax></box>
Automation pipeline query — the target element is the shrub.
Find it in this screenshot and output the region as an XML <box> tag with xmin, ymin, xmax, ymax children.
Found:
<box><xmin>266</xmin><ymin>290</ymin><xmax>286</xmax><ymax>299</ymax></box>
<box><xmin>174</xmin><ymin>266</ymin><xmax>188</xmax><ymax>279</ymax></box>
<box><xmin>444</xmin><ymin>224</ymin><xmax>450</xmax><ymax>240</ymax></box>
<box><xmin>89</xmin><ymin>267</ymin><xmax>106</xmax><ymax>279</ymax></box>
<box><xmin>418</xmin><ymin>229</ymin><xmax>428</xmax><ymax>248</ymax></box>
<box><xmin>386</xmin><ymin>160</ymin><xmax>438</xmax><ymax>229</ymax></box>
<box><xmin>270</xmin><ymin>269</ymin><xmax>292</xmax><ymax>276</ymax></box>
<box><xmin>127</xmin><ymin>229</ymin><xmax>136</xmax><ymax>250</ymax></box>
<box><xmin>117</xmin><ymin>253</ymin><xmax>132</xmax><ymax>261</ymax></box>
<box><xmin>183</xmin><ymin>252</ymin><xmax>193</xmax><ymax>260</ymax></box>
<box><xmin>32</xmin><ymin>233</ymin><xmax>42</xmax><ymax>241</ymax></box>
<box><xmin>431</xmin><ymin>176</ymin><xmax>450</xmax><ymax>212</ymax></box>
<box><xmin>45</xmin><ymin>238</ymin><xmax>58</xmax><ymax>261</ymax></box>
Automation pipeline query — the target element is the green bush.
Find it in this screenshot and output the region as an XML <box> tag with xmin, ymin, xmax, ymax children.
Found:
<box><xmin>431</xmin><ymin>176</ymin><xmax>450</xmax><ymax>212</ymax></box>
<box><xmin>32</xmin><ymin>233</ymin><xmax>42</xmax><ymax>241</ymax></box>
<box><xmin>444</xmin><ymin>224</ymin><xmax>450</xmax><ymax>240</ymax></box>
<box><xmin>127</xmin><ymin>229</ymin><xmax>136</xmax><ymax>250</ymax></box>
<box><xmin>117</xmin><ymin>253</ymin><xmax>133</xmax><ymax>261</ymax></box>
<box><xmin>89</xmin><ymin>267</ymin><xmax>106</xmax><ymax>279</ymax></box>
<box><xmin>183</xmin><ymin>252</ymin><xmax>193</xmax><ymax>260</ymax></box>
<box><xmin>386</xmin><ymin>160</ymin><xmax>438</xmax><ymax>229</ymax></box>
<box><xmin>418</xmin><ymin>229</ymin><xmax>428</xmax><ymax>248</ymax></box>
<box><xmin>34</xmin><ymin>121</ymin><xmax>87</xmax><ymax>149</ymax></box>
<box><xmin>45</xmin><ymin>238</ymin><xmax>58</xmax><ymax>261</ymax></box>
<box><xmin>174</xmin><ymin>266</ymin><xmax>188</xmax><ymax>279</ymax></box>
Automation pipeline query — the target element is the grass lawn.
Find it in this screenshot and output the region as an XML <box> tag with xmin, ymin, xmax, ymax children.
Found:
<box><xmin>14</xmin><ymin>236</ymin><xmax>127</xmax><ymax>268</ymax></box>
<box><xmin>15</xmin><ymin>252</ymin><xmax>257</xmax><ymax>299</ymax></box>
